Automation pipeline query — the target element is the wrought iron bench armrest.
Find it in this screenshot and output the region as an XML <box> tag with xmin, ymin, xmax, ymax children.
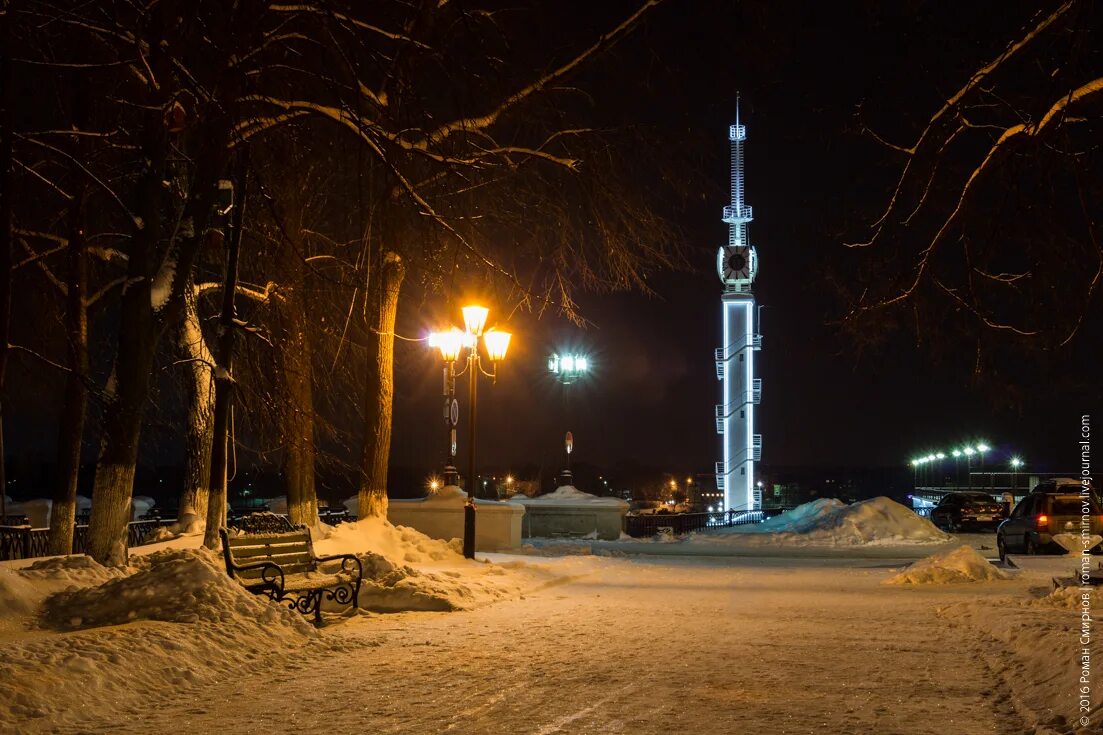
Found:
<box><xmin>229</xmin><ymin>560</ymin><xmax>286</xmax><ymax>595</ymax></box>
<box><xmin>314</xmin><ymin>553</ymin><xmax>363</xmax><ymax>581</ymax></box>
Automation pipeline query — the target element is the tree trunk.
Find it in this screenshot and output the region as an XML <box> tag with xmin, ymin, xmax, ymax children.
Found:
<box><xmin>47</xmin><ymin>181</ymin><xmax>89</xmax><ymax>556</ymax></box>
<box><xmin>276</xmin><ymin>255</ymin><xmax>318</xmax><ymax>527</ymax></box>
<box><xmin>86</xmin><ymin>98</ymin><xmax>165</xmax><ymax>566</ymax></box>
<box><xmin>176</xmin><ymin>281</ymin><xmax>214</xmax><ymax>531</ymax></box>
<box><xmin>358</xmin><ymin>251</ymin><xmax>404</xmax><ymax>519</ymax></box>
<box><xmin>0</xmin><ymin>0</ymin><xmax>13</xmax><ymax>523</ymax></box>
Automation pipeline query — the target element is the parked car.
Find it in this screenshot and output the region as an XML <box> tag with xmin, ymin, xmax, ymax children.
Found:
<box><xmin>997</xmin><ymin>484</ymin><xmax>1103</xmax><ymax>561</ymax></box>
<box><xmin>929</xmin><ymin>491</ymin><xmax>1006</xmax><ymax>532</ymax></box>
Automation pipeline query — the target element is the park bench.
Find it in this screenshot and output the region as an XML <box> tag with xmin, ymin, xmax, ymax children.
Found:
<box><xmin>219</xmin><ymin>513</ymin><xmax>362</xmax><ymax>626</ymax></box>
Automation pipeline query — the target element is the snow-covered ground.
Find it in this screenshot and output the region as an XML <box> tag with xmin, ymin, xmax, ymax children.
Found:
<box><xmin>0</xmin><ymin>509</ymin><xmax>1098</xmax><ymax>733</ymax></box>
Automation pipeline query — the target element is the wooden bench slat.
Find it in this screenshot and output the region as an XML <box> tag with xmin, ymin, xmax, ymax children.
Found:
<box><xmin>234</xmin><ymin>551</ymin><xmax>313</xmax><ymax>568</ymax></box>
<box><xmin>227</xmin><ymin>532</ymin><xmax>309</xmax><ymax>547</ymax></box>
<box><xmin>231</xmin><ymin>543</ymin><xmax>310</xmax><ymax>559</ymax></box>
<box><xmin>239</xmin><ymin>562</ymin><xmax>313</xmax><ymax>579</ymax></box>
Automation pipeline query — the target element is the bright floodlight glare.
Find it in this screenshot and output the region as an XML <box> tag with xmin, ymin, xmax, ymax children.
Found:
<box><xmin>976</xmin><ymin>443</ymin><xmax>990</xmax><ymax>452</ymax></box>
<box><xmin>562</xmin><ymin>355</ymin><xmax>576</xmax><ymax>372</ymax></box>
<box><xmin>427</xmin><ymin>332</ymin><xmax>441</xmax><ymax>348</ymax></box>
<box><xmin>936</xmin><ymin>452</ymin><xmax>945</xmax><ymax>459</ymax></box>
<box><xmin>963</xmin><ymin>447</ymin><xmax>975</xmax><ymax>456</ymax></box>
<box><xmin>575</xmin><ymin>356</ymin><xmax>589</xmax><ymax>372</ymax></box>
<box><xmin>548</xmin><ymin>355</ymin><xmax>559</xmax><ymax>373</ymax></box>
<box><xmin>437</xmin><ymin>327</ymin><xmax>464</xmax><ymax>362</ymax></box>
<box><xmin>952</xmin><ymin>449</ymin><xmax>961</xmax><ymax>457</ymax></box>
<box><xmin>1010</xmin><ymin>457</ymin><xmax>1023</xmax><ymax>468</ymax></box>
<box><xmin>483</xmin><ymin>329</ymin><xmax>511</xmax><ymax>362</ymax></box>
<box><xmin>461</xmin><ymin>305</ymin><xmax>489</xmax><ymax>336</ymax></box>
<box><xmin>910</xmin><ymin>459</ymin><xmax>919</xmax><ymax>467</ymax></box>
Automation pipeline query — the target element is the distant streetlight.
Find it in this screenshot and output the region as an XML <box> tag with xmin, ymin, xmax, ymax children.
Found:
<box><xmin>1010</xmin><ymin>456</ymin><xmax>1024</xmax><ymax>492</ymax></box>
<box><xmin>548</xmin><ymin>351</ymin><xmax>591</xmax><ymax>486</ymax></box>
<box><xmin>428</xmin><ymin>304</ymin><xmax>512</xmax><ymax>559</ymax></box>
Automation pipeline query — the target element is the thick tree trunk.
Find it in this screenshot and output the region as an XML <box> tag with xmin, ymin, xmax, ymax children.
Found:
<box><xmin>358</xmin><ymin>251</ymin><xmax>404</xmax><ymax>519</ymax></box>
<box><xmin>0</xmin><ymin>0</ymin><xmax>13</xmax><ymax>523</ymax></box>
<box><xmin>280</xmin><ymin>315</ymin><xmax>318</xmax><ymax>526</ymax></box>
<box><xmin>276</xmin><ymin>259</ymin><xmax>318</xmax><ymax>527</ymax></box>
<box><xmin>176</xmin><ymin>282</ymin><xmax>214</xmax><ymax>531</ymax></box>
<box><xmin>47</xmin><ymin>184</ymin><xmax>89</xmax><ymax>556</ymax></box>
<box><xmin>87</xmin><ymin>97</ymin><xmax>164</xmax><ymax>565</ymax></box>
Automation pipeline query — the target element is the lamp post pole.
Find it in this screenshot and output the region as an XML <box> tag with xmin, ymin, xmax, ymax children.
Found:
<box><xmin>463</xmin><ymin>348</ymin><xmax>479</xmax><ymax>559</ymax></box>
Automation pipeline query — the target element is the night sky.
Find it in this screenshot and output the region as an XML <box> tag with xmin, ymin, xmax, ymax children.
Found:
<box><xmin>3</xmin><ymin>1</ymin><xmax>1098</xmax><ymax>498</ymax></box>
<box><xmin>385</xmin><ymin>0</ymin><xmax>1099</xmax><ymax>482</ymax></box>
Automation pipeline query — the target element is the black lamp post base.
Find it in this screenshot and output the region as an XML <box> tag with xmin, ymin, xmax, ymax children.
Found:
<box><xmin>462</xmin><ymin>501</ymin><xmax>476</xmax><ymax>559</ymax></box>
<box><xmin>557</xmin><ymin>469</ymin><xmax>574</xmax><ymax>487</ymax></box>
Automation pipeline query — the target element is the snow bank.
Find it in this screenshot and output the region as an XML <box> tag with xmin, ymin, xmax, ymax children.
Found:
<box><xmin>511</xmin><ymin>485</ymin><xmax>627</xmax><ymax>507</ymax></box>
<box><xmin>41</xmin><ymin>548</ymin><xmax>314</xmax><ymax>631</ymax></box>
<box><xmin>885</xmin><ymin>545</ymin><xmax>1011</xmax><ymax>585</ymax></box>
<box><xmin>315</xmin><ymin>514</ymin><xmax>462</xmax><ymax>564</ymax></box>
<box><xmin>0</xmin><ymin>549</ymin><xmax>317</xmax><ymax>730</ymax></box>
<box><xmin>693</xmin><ymin>497</ymin><xmax>950</xmax><ymax>547</ymax></box>
<box><xmin>739</xmin><ymin>498</ymin><xmax>845</xmax><ymax>533</ymax></box>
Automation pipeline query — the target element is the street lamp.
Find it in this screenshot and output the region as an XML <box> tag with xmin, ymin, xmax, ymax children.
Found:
<box><xmin>975</xmin><ymin>443</ymin><xmax>990</xmax><ymax>490</ymax></box>
<box><xmin>548</xmin><ymin>352</ymin><xmax>591</xmax><ymax>486</ymax></box>
<box><xmin>963</xmin><ymin>446</ymin><xmax>975</xmax><ymax>489</ymax></box>
<box><xmin>1010</xmin><ymin>456</ymin><xmax>1023</xmax><ymax>492</ymax></box>
<box><xmin>429</xmin><ymin>304</ymin><xmax>511</xmax><ymax>559</ymax></box>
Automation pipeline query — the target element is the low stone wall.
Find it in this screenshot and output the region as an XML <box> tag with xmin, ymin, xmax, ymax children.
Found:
<box><xmin>387</xmin><ymin>487</ymin><xmax>524</xmax><ymax>551</ymax></box>
<box><xmin>514</xmin><ymin>503</ymin><xmax>627</xmax><ymax>540</ymax></box>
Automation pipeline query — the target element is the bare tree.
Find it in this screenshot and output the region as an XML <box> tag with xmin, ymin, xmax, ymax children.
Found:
<box><xmin>846</xmin><ymin>1</ymin><xmax>1102</xmax><ymax>368</ymax></box>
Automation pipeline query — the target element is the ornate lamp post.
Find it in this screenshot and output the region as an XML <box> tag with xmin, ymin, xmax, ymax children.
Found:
<box><xmin>429</xmin><ymin>305</ymin><xmax>511</xmax><ymax>559</ymax></box>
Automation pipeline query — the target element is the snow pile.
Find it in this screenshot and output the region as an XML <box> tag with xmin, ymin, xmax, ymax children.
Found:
<box><xmin>693</xmin><ymin>497</ymin><xmax>950</xmax><ymax>547</ymax></box>
<box><xmin>0</xmin><ymin>550</ymin><xmax>318</xmax><ymax>730</ymax></box>
<box><xmin>41</xmin><ymin>548</ymin><xmax>315</xmax><ymax>631</ymax></box>
<box><xmin>510</xmin><ymin>486</ymin><xmax>627</xmax><ymax>507</ymax></box>
<box><xmin>318</xmin><ymin>516</ymin><xmax>574</xmax><ymax>612</ymax></box>
<box><xmin>885</xmin><ymin>545</ymin><xmax>1011</xmax><ymax>585</ymax></box>
<box><xmin>739</xmin><ymin>498</ymin><xmax>846</xmax><ymax>533</ymax></box>
<box><xmin>316</xmin><ymin>514</ymin><xmax>461</xmax><ymax>564</ymax></box>
<box><xmin>0</xmin><ymin>567</ymin><xmax>42</xmax><ymax>618</ymax></box>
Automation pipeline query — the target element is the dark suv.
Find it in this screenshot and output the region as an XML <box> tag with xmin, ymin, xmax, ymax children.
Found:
<box><xmin>996</xmin><ymin>480</ymin><xmax>1103</xmax><ymax>560</ymax></box>
<box><xmin>929</xmin><ymin>491</ymin><xmax>1006</xmax><ymax>532</ymax></box>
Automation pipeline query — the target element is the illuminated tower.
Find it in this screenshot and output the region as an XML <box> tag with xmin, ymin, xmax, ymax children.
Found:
<box><xmin>714</xmin><ymin>97</ymin><xmax>762</xmax><ymax>511</ymax></box>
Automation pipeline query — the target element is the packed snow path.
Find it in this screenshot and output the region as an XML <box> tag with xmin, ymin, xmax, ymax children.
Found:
<box><xmin>78</xmin><ymin>555</ymin><xmax>1010</xmax><ymax>735</ymax></box>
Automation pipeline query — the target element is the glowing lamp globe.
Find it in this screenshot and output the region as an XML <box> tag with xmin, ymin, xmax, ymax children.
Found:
<box><xmin>483</xmin><ymin>329</ymin><xmax>512</xmax><ymax>362</ymax></box>
<box><xmin>462</xmin><ymin>305</ymin><xmax>489</xmax><ymax>336</ymax></box>
<box><xmin>437</xmin><ymin>328</ymin><xmax>465</xmax><ymax>362</ymax></box>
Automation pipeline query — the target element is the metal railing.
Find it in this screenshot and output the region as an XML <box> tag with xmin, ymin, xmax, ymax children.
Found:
<box><xmin>722</xmin><ymin>204</ymin><xmax>753</xmax><ymax>222</ymax></box>
<box><xmin>624</xmin><ymin>509</ymin><xmax>764</xmax><ymax>538</ymax></box>
<box><xmin>0</xmin><ymin>519</ymin><xmax>174</xmax><ymax>561</ymax></box>
<box><xmin>1</xmin><ymin>509</ymin><xmax>356</xmax><ymax>562</ymax></box>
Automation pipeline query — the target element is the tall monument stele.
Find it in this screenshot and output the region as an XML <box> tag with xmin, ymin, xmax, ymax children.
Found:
<box><xmin>714</xmin><ymin>96</ymin><xmax>762</xmax><ymax>511</ymax></box>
